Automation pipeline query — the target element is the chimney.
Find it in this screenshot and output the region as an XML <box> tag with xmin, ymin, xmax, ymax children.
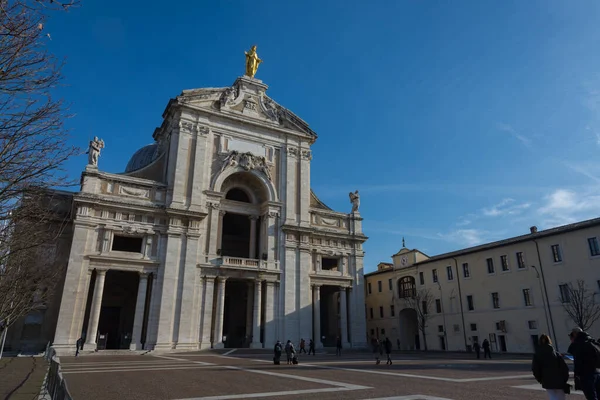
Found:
<box><xmin>530</xmin><ymin>226</ymin><xmax>538</xmax><ymax>234</ymax></box>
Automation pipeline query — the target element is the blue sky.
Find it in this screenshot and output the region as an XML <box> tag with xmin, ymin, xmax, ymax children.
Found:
<box><xmin>47</xmin><ymin>1</ymin><xmax>600</xmax><ymax>272</ymax></box>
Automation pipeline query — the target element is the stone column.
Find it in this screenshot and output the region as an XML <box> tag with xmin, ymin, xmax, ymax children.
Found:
<box><xmin>130</xmin><ymin>272</ymin><xmax>149</xmax><ymax>350</ymax></box>
<box><xmin>266</xmin><ymin>212</ymin><xmax>278</xmax><ymax>263</ymax></box>
<box><xmin>213</xmin><ymin>277</ymin><xmax>227</xmax><ymax>348</ymax></box>
<box><xmin>250</xmin><ymin>279</ymin><xmax>263</xmax><ymax>348</ymax></box>
<box><xmin>264</xmin><ymin>281</ymin><xmax>276</xmax><ymax>346</ymax></box>
<box><xmin>249</xmin><ymin>216</ymin><xmax>258</xmax><ymax>259</ymax></box>
<box><xmin>207</xmin><ymin>206</ymin><xmax>220</xmax><ymax>256</ymax></box>
<box><xmin>217</xmin><ymin>211</ymin><xmax>226</xmax><ymax>254</ymax></box>
<box><xmin>199</xmin><ymin>276</ymin><xmax>215</xmax><ymax>349</ymax></box>
<box><xmin>313</xmin><ymin>284</ymin><xmax>322</xmax><ymax>349</ymax></box>
<box><xmin>245</xmin><ymin>282</ymin><xmax>254</xmax><ymax>340</ymax></box>
<box><xmin>339</xmin><ymin>286</ymin><xmax>349</xmax><ymax>347</ymax></box>
<box><xmin>85</xmin><ymin>269</ymin><xmax>107</xmax><ymax>348</ymax></box>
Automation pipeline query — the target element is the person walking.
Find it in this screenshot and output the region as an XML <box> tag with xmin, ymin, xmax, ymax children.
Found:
<box><xmin>473</xmin><ymin>341</ymin><xmax>481</xmax><ymax>359</ymax></box>
<box><xmin>397</xmin><ymin>338</ymin><xmax>401</xmax><ymax>351</ymax></box>
<box><xmin>568</xmin><ymin>327</ymin><xmax>600</xmax><ymax>400</ymax></box>
<box><xmin>308</xmin><ymin>339</ymin><xmax>315</xmax><ymax>355</ymax></box>
<box><xmin>285</xmin><ymin>340</ymin><xmax>295</xmax><ymax>365</ymax></box>
<box><xmin>273</xmin><ymin>340</ymin><xmax>283</xmax><ymax>365</ymax></box>
<box><xmin>482</xmin><ymin>338</ymin><xmax>492</xmax><ymax>359</ymax></box>
<box><xmin>371</xmin><ymin>337</ymin><xmax>381</xmax><ymax>365</ymax></box>
<box><xmin>336</xmin><ymin>336</ymin><xmax>342</xmax><ymax>356</ymax></box>
<box><xmin>384</xmin><ymin>337</ymin><xmax>393</xmax><ymax>365</ymax></box>
<box><xmin>532</xmin><ymin>334</ymin><xmax>570</xmax><ymax>400</ymax></box>
<box><xmin>299</xmin><ymin>338</ymin><xmax>307</xmax><ymax>354</ymax></box>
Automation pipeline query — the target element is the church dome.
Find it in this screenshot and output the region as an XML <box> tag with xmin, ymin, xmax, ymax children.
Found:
<box><xmin>125</xmin><ymin>143</ymin><xmax>159</xmax><ymax>173</ymax></box>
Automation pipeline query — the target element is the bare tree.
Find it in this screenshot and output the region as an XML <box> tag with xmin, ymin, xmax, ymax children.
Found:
<box><xmin>0</xmin><ymin>0</ymin><xmax>79</xmax><ymax>335</ymax></box>
<box><xmin>559</xmin><ymin>279</ymin><xmax>600</xmax><ymax>332</ymax></box>
<box><xmin>403</xmin><ymin>288</ymin><xmax>435</xmax><ymax>351</ymax></box>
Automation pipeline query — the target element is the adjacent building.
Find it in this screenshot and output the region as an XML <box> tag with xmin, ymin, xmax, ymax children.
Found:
<box><xmin>4</xmin><ymin>65</ymin><xmax>368</xmax><ymax>354</ymax></box>
<box><xmin>365</xmin><ymin>220</ymin><xmax>600</xmax><ymax>353</ymax></box>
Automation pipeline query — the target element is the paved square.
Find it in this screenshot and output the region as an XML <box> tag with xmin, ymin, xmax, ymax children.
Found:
<box><xmin>59</xmin><ymin>351</ymin><xmax>567</xmax><ymax>399</ymax></box>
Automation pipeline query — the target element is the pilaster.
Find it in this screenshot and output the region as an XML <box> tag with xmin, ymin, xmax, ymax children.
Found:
<box><xmin>350</xmin><ymin>255</ymin><xmax>367</xmax><ymax>348</ymax></box>
<box><xmin>250</xmin><ymin>279</ymin><xmax>263</xmax><ymax>348</ymax></box>
<box><xmin>283</xmin><ymin>145</ymin><xmax>298</xmax><ymax>222</ymax></box>
<box><xmin>298</xmin><ymin>145</ymin><xmax>311</xmax><ymax>225</ymax></box>
<box><xmin>313</xmin><ymin>284</ymin><xmax>322</xmax><ymax>349</ymax></box>
<box><xmin>213</xmin><ymin>277</ymin><xmax>227</xmax><ymax>348</ymax></box>
<box><xmin>199</xmin><ymin>276</ymin><xmax>215</xmax><ymax>349</ymax></box>
<box><xmin>249</xmin><ymin>216</ymin><xmax>258</xmax><ymax>259</ymax></box>
<box><xmin>176</xmin><ymin>234</ymin><xmax>201</xmax><ymax>349</ymax></box>
<box><xmin>264</xmin><ymin>281</ymin><xmax>276</xmax><ymax>346</ymax></box>
<box><xmin>130</xmin><ymin>272</ymin><xmax>149</xmax><ymax>350</ymax></box>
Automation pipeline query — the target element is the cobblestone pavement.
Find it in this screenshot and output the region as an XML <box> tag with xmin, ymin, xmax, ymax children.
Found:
<box><xmin>58</xmin><ymin>351</ymin><xmax>576</xmax><ymax>400</ymax></box>
<box><xmin>0</xmin><ymin>357</ymin><xmax>48</xmax><ymax>400</ymax></box>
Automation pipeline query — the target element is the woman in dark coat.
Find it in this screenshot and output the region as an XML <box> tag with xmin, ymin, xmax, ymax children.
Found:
<box><xmin>531</xmin><ymin>334</ymin><xmax>570</xmax><ymax>400</ymax></box>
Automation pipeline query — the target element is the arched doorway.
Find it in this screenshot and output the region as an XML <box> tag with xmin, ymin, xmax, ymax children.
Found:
<box><xmin>399</xmin><ymin>308</ymin><xmax>419</xmax><ymax>351</ymax></box>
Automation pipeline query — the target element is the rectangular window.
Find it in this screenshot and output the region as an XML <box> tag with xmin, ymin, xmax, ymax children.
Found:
<box><xmin>500</xmin><ymin>255</ymin><xmax>509</xmax><ymax>271</ymax></box>
<box><xmin>551</xmin><ymin>244</ymin><xmax>562</xmax><ymax>262</ymax></box>
<box><xmin>112</xmin><ymin>235</ymin><xmax>143</xmax><ymax>253</ymax></box>
<box><xmin>378</xmin><ymin>281</ymin><xmax>382</xmax><ymax>292</ymax></box>
<box><xmin>390</xmin><ymin>305</ymin><xmax>395</xmax><ymax>317</ymax></box>
<box><xmin>446</xmin><ymin>266</ymin><xmax>453</xmax><ymax>281</ymax></box>
<box><xmin>379</xmin><ymin>306</ymin><xmax>384</xmax><ymax>318</ymax></box>
<box><xmin>588</xmin><ymin>237</ymin><xmax>600</xmax><ymax>257</ymax></box>
<box><xmin>368</xmin><ymin>282</ymin><xmax>372</xmax><ymax>294</ymax></box>
<box><xmin>432</xmin><ymin>269</ymin><xmax>438</xmax><ymax>283</ymax></box>
<box><xmin>462</xmin><ymin>263</ymin><xmax>470</xmax><ymax>278</ymax></box>
<box><xmin>470</xmin><ymin>323</ymin><xmax>477</xmax><ymax>331</ymax></box>
<box><xmin>516</xmin><ymin>252</ymin><xmax>526</xmax><ymax>269</ymax></box>
<box><xmin>492</xmin><ymin>292</ymin><xmax>500</xmax><ymax>309</ymax></box>
<box><xmin>528</xmin><ymin>320</ymin><xmax>538</xmax><ymax>330</ymax></box>
<box><xmin>467</xmin><ymin>295</ymin><xmax>474</xmax><ymax>311</ymax></box>
<box><xmin>453</xmin><ymin>324</ymin><xmax>460</xmax><ymax>332</ymax></box>
<box><xmin>422</xmin><ymin>300</ymin><xmax>428</xmax><ymax>315</ymax></box>
<box><xmin>419</xmin><ymin>272</ymin><xmax>424</xmax><ymax>285</ymax></box>
<box><xmin>438</xmin><ymin>325</ymin><xmax>444</xmax><ymax>333</ymax></box>
<box><xmin>370</xmin><ymin>308</ymin><xmax>373</xmax><ymax>319</ymax></box>
<box><xmin>381</xmin><ymin>328</ymin><xmax>385</xmax><ymax>334</ymax></box>
<box><xmin>486</xmin><ymin>258</ymin><xmax>495</xmax><ymax>274</ymax></box>
<box><xmin>388</xmin><ymin>278</ymin><xmax>393</xmax><ymax>291</ymax></box>
<box><xmin>559</xmin><ymin>284</ymin><xmax>570</xmax><ymax>303</ymax></box>
<box><xmin>435</xmin><ymin>299</ymin><xmax>442</xmax><ymax>313</ymax></box>
<box><xmin>370</xmin><ymin>328</ymin><xmax>375</xmax><ymax>335</ymax></box>
<box><xmin>522</xmin><ymin>288</ymin><xmax>532</xmax><ymax>306</ymax></box>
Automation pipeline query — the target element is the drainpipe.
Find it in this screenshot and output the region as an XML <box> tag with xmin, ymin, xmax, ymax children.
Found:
<box><xmin>533</xmin><ymin>239</ymin><xmax>559</xmax><ymax>351</ymax></box>
<box><xmin>452</xmin><ymin>257</ymin><xmax>468</xmax><ymax>351</ymax></box>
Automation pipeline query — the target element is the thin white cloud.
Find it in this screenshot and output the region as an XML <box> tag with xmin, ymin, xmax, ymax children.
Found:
<box><xmin>482</xmin><ymin>198</ymin><xmax>531</xmax><ymax>217</ymax></box>
<box><xmin>497</xmin><ymin>122</ymin><xmax>532</xmax><ymax>147</ymax></box>
<box><xmin>562</xmin><ymin>161</ymin><xmax>600</xmax><ymax>184</ymax></box>
<box><xmin>538</xmin><ymin>188</ymin><xmax>600</xmax><ymax>227</ymax></box>
<box><xmin>437</xmin><ymin>229</ymin><xmax>489</xmax><ymax>247</ymax></box>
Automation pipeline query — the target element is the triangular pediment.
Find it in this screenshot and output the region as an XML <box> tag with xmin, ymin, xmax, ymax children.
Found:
<box><xmin>310</xmin><ymin>190</ymin><xmax>333</xmax><ymax>210</ymax></box>
<box><xmin>176</xmin><ymin>76</ymin><xmax>316</xmax><ymax>137</ymax></box>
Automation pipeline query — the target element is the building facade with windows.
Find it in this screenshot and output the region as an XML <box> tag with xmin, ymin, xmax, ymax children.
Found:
<box><xmin>365</xmin><ymin>219</ymin><xmax>600</xmax><ymax>353</ymax></box>
<box><xmin>4</xmin><ymin>70</ymin><xmax>368</xmax><ymax>355</ymax></box>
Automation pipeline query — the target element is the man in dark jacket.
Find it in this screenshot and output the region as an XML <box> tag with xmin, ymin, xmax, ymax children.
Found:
<box><xmin>568</xmin><ymin>327</ymin><xmax>600</xmax><ymax>399</ymax></box>
<box><xmin>532</xmin><ymin>334</ymin><xmax>570</xmax><ymax>398</ymax></box>
<box><xmin>482</xmin><ymin>339</ymin><xmax>492</xmax><ymax>359</ymax></box>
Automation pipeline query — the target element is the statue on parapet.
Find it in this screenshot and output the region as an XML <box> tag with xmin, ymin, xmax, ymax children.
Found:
<box><xmin>349</xmin><ymin>190</ymin><xmax>360</xmax><ymax>213</ymax></box>
<box><xmin>244</xmin><ymin>45</ymin><xmax>262</xmax><ymax>78</ymax></box>
<box><xmin>86</xmin><ymin>136</ymin><xmax>105</xmax><ymax>167</ymax></box>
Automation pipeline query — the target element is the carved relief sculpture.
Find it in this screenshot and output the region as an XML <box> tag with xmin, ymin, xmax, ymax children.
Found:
<box><xmin>220</xmin><ymin>150</ymin><xmax>272</xmax><ymax>181</ymax></box>
<box><xmin>220</xmin><ymin>87</ymin><xmax>238</xmax><ymax>108</ymax></box>
<box><xmin>244</xmin><ymin>45</ymin><xmax>262</xmax><ymax>78</ymax></box>
<box><xmin>349</xmin><ymin>190</ymin><xmax>360</xmax><ymax>213</ymax></box>
<box><xmin>86</xmin><ymin>136</ymin><xmax>105</xmax><ymax>167</ymax></box>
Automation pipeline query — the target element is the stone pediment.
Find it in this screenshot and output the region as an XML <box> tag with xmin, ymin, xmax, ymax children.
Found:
<box><xmin>177</xmin><ymin>76</ymin><xmax>316</xmax><ymax>138</ymax></box>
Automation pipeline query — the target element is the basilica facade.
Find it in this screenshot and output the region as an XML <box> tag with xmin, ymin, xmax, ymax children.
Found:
<box><xmin>50</xmin><ymin>71</ymin><xmax>368</xmax><ymax>354</ymax></box>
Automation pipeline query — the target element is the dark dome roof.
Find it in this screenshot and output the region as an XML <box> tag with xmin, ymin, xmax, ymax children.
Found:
<box><xmin>125</xmin><ymin>143</ymin><xmax>159</xmax><ymax>173</ymax></box>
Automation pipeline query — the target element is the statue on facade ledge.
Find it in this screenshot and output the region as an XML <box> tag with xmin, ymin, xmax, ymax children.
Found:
<box><xmin>349</xmin><ymin>190</ymin><xmax>360</xmax><ymax>213</ymax></box>
<box><xmin>86</xmin><ymin>136</ymin><xmax>105</xmax><ymax>167</ymax></box>
<box><xmin>244</xmin><ymin>45</ymin><xmax>262</xmax><ymax>78</ymax></box>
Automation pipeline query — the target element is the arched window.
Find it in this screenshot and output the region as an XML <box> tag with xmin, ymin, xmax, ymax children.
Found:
<box><xmin>225</xmin><ymin>188</ymin><xmax>251</xmax><ymax>203</ymax></box>
<box><xmin>398</xmin><ymin>276</ymin><xmax>416</xmax><ymax>299</ymax></box>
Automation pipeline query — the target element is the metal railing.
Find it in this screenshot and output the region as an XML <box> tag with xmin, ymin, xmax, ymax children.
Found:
<box><xmin>43</xmin><ymin>345</ymin><xmax>73</xmax><ymax>400</ymax></box>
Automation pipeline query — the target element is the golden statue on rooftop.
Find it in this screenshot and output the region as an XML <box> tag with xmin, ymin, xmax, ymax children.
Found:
<box><xmin>244</xmin><ymin>45</ymin><xmax>262</xmax><ymax>78</ymax></box>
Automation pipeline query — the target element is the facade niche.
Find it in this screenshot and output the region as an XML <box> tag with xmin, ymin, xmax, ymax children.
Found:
<box><xmin>322</xmin><ymin>257</ymin><xmax>338</xmax><ymax>271</ymax></box>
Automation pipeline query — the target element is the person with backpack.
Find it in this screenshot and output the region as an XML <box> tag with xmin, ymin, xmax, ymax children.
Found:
<box><xmin>532</xmin><ymin>334</ymin><xmax>570</xmax><ymax>400</ymax></box>
<box><xmin>482</xmin><ymin>338</ymin><xmax>492</xmax><ymax>359</ymax></box>
<box><xmin>308</xmin><ymin>339</ymin><xmax>315</xmax><ymax>355</ymax></box>
<box><xmin>273</xmin><ymin>340</ymin><xmax>283</xmax><ymax>365</ymax></box>
<box><xmin>568</xmin><ymin>327</ymin><xmax>600</xmax><ymax>399</ymax></box>
<box><xmin>384</xmin><ymin>337</ymin><xmax>393</xmax><ymax>365</ymax></box>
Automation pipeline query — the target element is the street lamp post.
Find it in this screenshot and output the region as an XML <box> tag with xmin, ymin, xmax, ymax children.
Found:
<box><xmin>531</xmin><ymin>265</ymin><xmax>554</xmax><ymax>348</ymax></box>
<box><xmin>437</xmin><ymin>281</ymin><xmax>448</xmax><ymax>350</ymax></box>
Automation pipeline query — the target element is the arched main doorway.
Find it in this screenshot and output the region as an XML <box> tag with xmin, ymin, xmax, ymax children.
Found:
<box><xmin>399</xmin><ymin>308</ymin><xmax>419</xmax><ymax>351</ymax></box>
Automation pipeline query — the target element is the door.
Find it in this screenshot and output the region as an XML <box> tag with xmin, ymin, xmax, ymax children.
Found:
<box><xmin>498</xmin><ymin>335</ymin><xmax>507</xmax><ymax>352</ymax></box>
<box><xmin>98</xmin><ymin>306</ymin><xmax>121</xmax><ymax>350</ymax></box>
<box><xmin>531</xmin><ymin>335</ymin><xmax>539</xmax><ymax>352</ymax></box>
<box><xmin>439</xmin><ymin>336</ymin><xmax>446</xmax><ymax>350</ymax></box>
<box><xmin>415</xmin><ymin>334</ymin><xmax>420</xmax><ymax>350</ymax></box>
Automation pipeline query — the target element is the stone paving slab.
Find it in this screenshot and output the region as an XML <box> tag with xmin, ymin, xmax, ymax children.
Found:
<box><xmin>58</xmin><ymin>353</ymin><xmax>557</xmax><ymax>400</ymax></box>
<box><xmin>0</xmin><ymin>357</ymin><xmax>48</xmax><ymax>400</ymax></box>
